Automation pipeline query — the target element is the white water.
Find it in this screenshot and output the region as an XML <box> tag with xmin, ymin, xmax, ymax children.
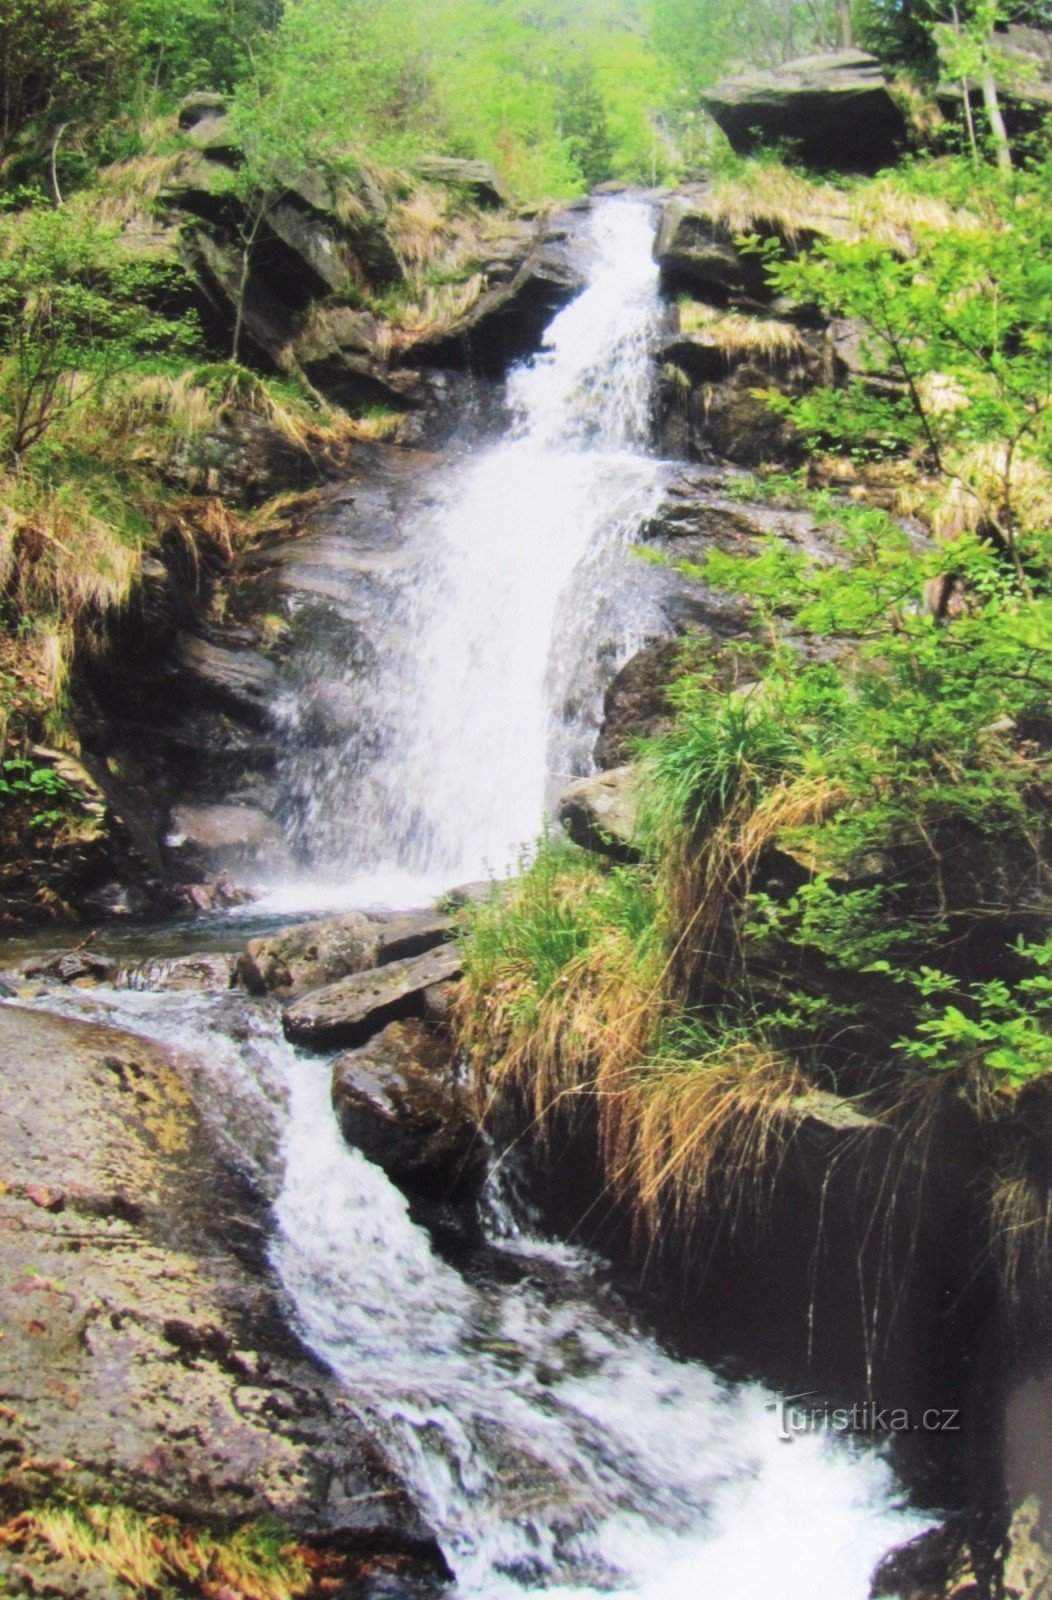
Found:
<box><xmin>27</xmin><ymin>984</ymin><xmax>930</xmax><ymax>1598</ymax></box>
<box><xmin>262</xmin><ymin>201</ymin><xmax>671</xmax><ymax>913</ymax></box>
<box><xmin>9</xmin><ymin>196</ymin><xmax>932</xmax><ymax>1593</ymax></box>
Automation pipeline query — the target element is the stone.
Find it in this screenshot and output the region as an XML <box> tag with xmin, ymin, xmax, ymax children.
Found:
<box><xmin>558</xmin><ymin>766</ymin><xmax>641</xmax><ymax>861</ymax></box>
<box><xmin>171</xmin><ymin>632</ymin><xmax>279</xmax><ymax>724</ymax></box>
<box><xmin>283</xmin><ymin>945</ymin><xmax>464</xmax><ymax>1051</ymax></box>
<box><xmin>0</xmin><ymin>1004</ymin><xmax>440</xmax><ymax>1558</ymax></box>
<box><xmin>177</xmin><ymin>91</ymin><xmax>228</xmax><ymax>130</ymax></box>
<box><xmin>404</xmin><ymin>222</ymin><xmax>585</xmax><ymax>376</ymax></box>
<box><xmin>238</xmin><ymin>907</ymin><xmax>454</xmax><ymax>999</ymax></box>
<box><xmin>114</xmin><ymin>952</ymin><xmax>236</xmax><ymax>993</ymax></box>
<box><xmin>1003</xmin><ymin>1497</ymin><xmax>1052</xmax><ymax>1600</ymax></box>
<box><xmin>654</xmin><ymin>198</ymin><xmax>772</xmax><ymax>302</ymax></box>
<box><xmin>701</xmin><ymin>50</ymin><xmax>906</xmax><ymax>172</ymax></box>
<box><xmin>331</xmin><ymin>1020</ymin><xmax>485</xmax><ymax>1197</ymax></box>
<box><xmin>415</xmin><ymin>155</ymin><xmax>511</xmax><ymax>210</ymax></box>
<box><xmin>593</xmin><ymin>639</ymin><xmax>683</xmax><ymax>769</ymax></box>
<box><xmin>164</xmin><ymin>803</ymin><xmax>287</xmax><ymax>874</ymax></box>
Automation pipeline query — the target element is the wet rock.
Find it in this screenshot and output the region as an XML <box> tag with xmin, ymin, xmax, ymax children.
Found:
<box><xmin>20</xmin><ymin>950</ymin><xmax>116</xmax><ymax>985</ymax></box>
<box><xmin>701</xmin><ymin>50</ymin><xmax>906</xmax><ymax>172</ymax></box>
<box><xmin>171</xmin><ymin>632</ymin><xmax>279</xmax><ymax>724</ymax></box>
<box><xmin>114</xmin><ymin>952</ymin><xmax>236</xmax><ymax>993</ymax></box>
<box><xmin>593</xmin><ymin>638</ymin><xmax>684</xmax><ymax>769</ymax></box>
<box><xmin>284</xmin><ymin>946</ymin><xmax>464</xmax><ymax>1051</ymax></box>
<box><xmin>298</xmin><ymin>305</ymin><xmax>427</xmax><ymax>410</ymax></box>
<box><xmin>415</xmin><ymin>155</ymin><xmax>511</xmax><ymax>210</ymax></box>
<box><xmin>558</xmin><ymin>766</ymin><xmax>641</xmax><ymax>861</ymax></box>
<box><xmin>332</xmin><ymin>1020</ymin><xmax>485</xmax><ymax>1198</ymax></box>
<box><xmin>0</xmin><ymin>1004</ymin><xmax>441</xmax><ymax>1557</ymax></box>
<box><xmin>239</xmin><ymin>911</ymin><xmax>381</xmax><ymax>998</ymax></box>
<box><xmin>869</xmin><ymin>1516</ymin><xmax>976</xmax><ymax>1599</ymax></box>
<box><xmin>238</xmin><ymin>908</ymin><xmax>454</xmax><ymax>1000</ymax></box>
<box><xmin>164</xmin><ymin>802</ymin><xmax>288</xmax><ymax>875</ymax></box>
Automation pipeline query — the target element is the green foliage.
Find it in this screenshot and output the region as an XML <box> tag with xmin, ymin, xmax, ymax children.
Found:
<box><xmin>130</xmin><ymin>0</ymin><xmax>279</xmax><ymax>96</ymax></box>
<box><xmin>0</xmin><ymin>757</ymin><xmax>77</xmax><ymax>829</ymax></box>
<box><xmin>0</xmin><ymin>203</ymin><xmax>198</xmax><ymax>462</ymax></box>
<box><xmin>0</xmin><ymin>0</ymin><xmax>132</xmax><ymax>168</ymax></box>
<box><xmin>758</xmin><ymin>163</ymin><xmax>1052</xmax><ymax>584</ymax></box>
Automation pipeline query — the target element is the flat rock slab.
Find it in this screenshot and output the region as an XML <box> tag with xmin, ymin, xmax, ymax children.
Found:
<box><xmin>0</xmin><ymin>1003</ymin><xmax>439</xmax><ymax>1558</ymax></box>
<box><xmin>239</xmin><ymin>907</ymin><xmax>455</xmax><ymax>1000</ymax></box>
<box><xmin>283</xmin><ymin>946</ymin><xmax>464</xmax><ymax>1051</ymax></box>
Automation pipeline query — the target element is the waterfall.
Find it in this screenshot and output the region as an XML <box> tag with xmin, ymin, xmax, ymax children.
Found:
<box><xmin>265</xmin><ymin>201</ymin><xmax>670</xmax><ymax>912</ymax></box>
<box><xmin>34</xmin><ymin>983</ymin><xmax>931</xmax><ymax>1599</ymax></box>
<box><xmin>12</xmin><ymin>195</ymin><xmax>930</xmax><ymax>1596</ymax></box>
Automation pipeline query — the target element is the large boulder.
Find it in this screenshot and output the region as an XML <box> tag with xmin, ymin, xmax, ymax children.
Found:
<box><xmin>403</xmin><ymin>217</ymin><xmax>585</xmax><ymax>376</ymax></box>
<box><xmin>558</xmin><ymin>765</ymin><xmax>641</xmax><ymax>861</ymax></box>
<box><xmin>701</xmin><ymin>50</ymin><xmax>906</xmax><ymax>172</ymax></box>
<box><xmin>415</xmin><ymin>155</ymin><xmax>511</xmax><ymax>210</ymax></box>
<box><xmin>164</xmin><ymin>801</ymin><xmax>288</xmax><ymax>875</ymax></box>
<box><xmin>283</xmin><ymin>944</ymin><xmax>464</xmax><ymax>1051</ymax></box>
<box><xmin>0</xmin><ymin>1004</ymin><xmax>440</xmax><ymax>1564</ymax></box>
<box><xmin>331</xmin><ymin>1019</ymin><xmax>485</xmax><ymax>1198</ymax></box>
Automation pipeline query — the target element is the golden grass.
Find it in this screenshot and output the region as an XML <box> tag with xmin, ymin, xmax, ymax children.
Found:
<box><xmin>93</xmin><ymin>149</ymin><xmax>186</xmax><ymax>229</ymax></box>
<box><xmin>10</xmin><ymin>1504</ymin><xmax>312</xmax><ymax>1600</ymax></box>
<box><xmin>932</xmin><ymin>439</ymin><xmax>1052</xmax><ymax>548</ymax></box>
<box><xmin>703</xmin><ymin>161</ymin><xmax>979</xmax><ymax>255</ymax></box>
<box><xmin>678</xmin><ymin>301</ymin><xmax>809</xmax><ymax>363</ymax></box>
<box><xmin>457</xmin><ymin>778</ymin><xmax>843</xmax><ymax>1242</ymax></box>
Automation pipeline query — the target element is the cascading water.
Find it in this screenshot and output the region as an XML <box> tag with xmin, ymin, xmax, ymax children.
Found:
<box><xmin>267</xmin><ymin>201</ymin><xmax>672</xmax><ymax>911</ymax></box>
<box><xmin>32</xmin><ymin>982</ymin><xmax>930</xmax><ymax>1599</ymax></box>
<box><xmin>6</xmin><ymin>195</ymin><xmax>933</xmax><ymax>1596</ymax></box>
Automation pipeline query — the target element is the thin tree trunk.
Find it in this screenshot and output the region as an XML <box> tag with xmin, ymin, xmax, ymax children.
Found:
<box><xmin>49</xmin><ymin>123</ymin><xmax>67</xmax><ymax>207</ymax></box>
<box><xmin>838</xmin><ymin>0</ymin><xmax>853</xmax><ymax>48</ymax></box>
<box><xmin>980</xmin><ymin>70</ymin><xmax>1013</xmax><ymax>172</ymax></box>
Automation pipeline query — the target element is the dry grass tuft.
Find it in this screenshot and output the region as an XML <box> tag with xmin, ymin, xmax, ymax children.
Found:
<box><xmin>605</xmin><ymin>1040</ymin><xmax>811</xmax><ymax>1238</ymax></box>
<box><xmin>678</xmin><ymin>302</ymin><xmax>809</xmax><ymax>364</ymax></box>
<box><xmin>9</xmin><ymin>1504</ymin><xmax>312</xmax><ymax>1600</ymax></box>
<box><xmin>703</xmin><ymin>161</ymin><xmax>978</xmax><ymax>255</ymax></box>
<box><xmin>932</xmin><ymin>440</ymin><xmax>1052</xmax><ymax>549</ymax></box>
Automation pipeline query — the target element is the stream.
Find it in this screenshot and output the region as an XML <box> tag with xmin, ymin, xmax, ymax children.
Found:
<box><xmin>7</xmin><ymin>199</ymin><xmax>932</xmax><ymax>1595</ymax></box>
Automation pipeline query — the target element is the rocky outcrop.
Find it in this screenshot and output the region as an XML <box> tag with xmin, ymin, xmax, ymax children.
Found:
<box><xmin>654</xmin><ymin>197</ymin><xmax>776</xmax><ymax>303</ymax></box>
<box><xmin>164</xmin><ymin>801</ymin><xmax>290</xmax><ymax>876</ymax></box>
<box><xmin>401</xmin><ymin>216</ymin><xmax>585</xmax><ymax>377</ymax></box>
<box><xmin>701</xmin><ymin>49</ymin><xmax>906</xmax><ymax>171</ymax></box>
<box><xmin>0</xmin><ymin>1004</ymin><xmax>443</xmax><ymax>1572</ymax></box>
<box><xmin>558</xmin><ymin>765</ymin><xmax>641</xmax><ymax>860</ymax></box>
<box><xmin>283</xmin><ymin>945</ymin><xmax>464</xmax><ymax>1051</ymax></box>
<box><xmin>239</xmin><ymin>907</ymin><xmax>454</xmax><ymax>999</ymax></box>
<box><xmin>414</xmin><ymin>155</ymin><xmax>511</xmax><ymax>210</ymax></box>
<box><xmin>155</xmin><ymin>109</ymin><xmax>583</xmax><ymax>408</ymax></box>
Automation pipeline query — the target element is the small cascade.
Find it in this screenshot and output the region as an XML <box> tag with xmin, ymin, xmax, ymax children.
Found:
<box><xmin>29</xmin><ymin>981</ymin><xmax>930</xmax><ymax>1599</ymax></box>
<box><xmin>268</xmin><ymin>201</ymin><xmax>671</xmax><ymax>911</ymax></box>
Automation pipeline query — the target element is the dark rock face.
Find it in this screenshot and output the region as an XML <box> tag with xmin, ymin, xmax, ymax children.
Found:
<box><xmin>593</xmin><ymin>638</ymin><xmax>684</xmax><ymax>769</ymax></box>
<box><xmin>0</xmin><ymin>1004</ymin><xmax>442</xmax><ymax>1563</ymax></box>
<box><xmin>284</xmin><ymin>945</ymin><xmax>464</xmax><ymax>1051</ymax></box>
<box><xmin>654</xmin><ymin>198</ymin><xmax>774</xmax><ymax>303</ymax></box>
<box><xmin>701</xmin><ymin>49</ymin><xmax>907</xmax><ymax>171</ymax></box>
<box><xmin>332</xmin><ymin>1020</ymin><xmax>485</xmax><ymax>1198</ymax></box>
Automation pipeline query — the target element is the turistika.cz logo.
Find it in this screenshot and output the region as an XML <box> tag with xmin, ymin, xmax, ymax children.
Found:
<box><xmin>768</xmin><ymin>1392</ymin><xmax>962</xmax><ymax>1442</ymax></box>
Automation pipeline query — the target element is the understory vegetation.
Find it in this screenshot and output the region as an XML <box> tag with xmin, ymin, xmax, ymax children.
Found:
<box><xmin>458</xmin><ymin>146</ymin><xmax>1052</xmax><ymax>1275</ymax></box>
